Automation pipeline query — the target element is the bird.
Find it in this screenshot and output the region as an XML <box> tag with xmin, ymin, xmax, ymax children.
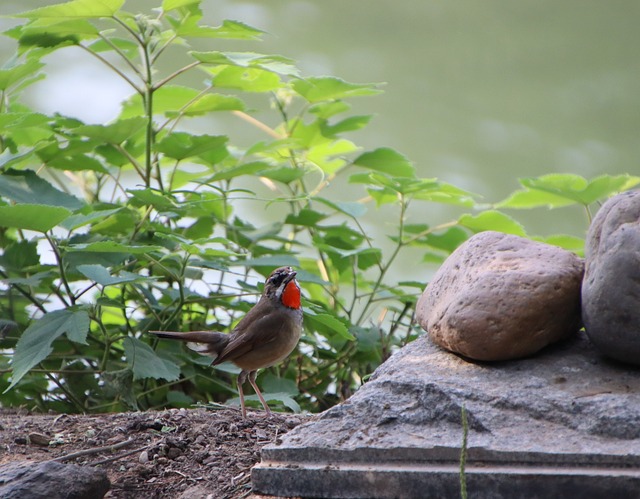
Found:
<box><xmin>149</xmin><ymin>266</ymin><xmax>303</xmax><ymax>418</ymax></box>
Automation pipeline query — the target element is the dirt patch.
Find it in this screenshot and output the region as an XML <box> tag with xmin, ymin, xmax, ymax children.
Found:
<box><xmin>0</xmin><ymin>407</ymin><xmax>311</xmax><ymax>498</ymax></box>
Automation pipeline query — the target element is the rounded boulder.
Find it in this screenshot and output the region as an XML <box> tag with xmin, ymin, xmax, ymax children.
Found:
<box><xmin>582</xmin><ymin>190</ymin><xmax>640</xmax><ymax>365</ymax></box>
<box><xmin>416</xmin><ymin>231</ymin><xmax>584</xmax><ymax>361</ymax></box>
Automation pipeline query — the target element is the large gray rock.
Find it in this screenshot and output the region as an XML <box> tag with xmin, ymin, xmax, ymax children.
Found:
<box><xmin>252</xmin><ymin>332</ymin><xmax>640</xmax><ymax>498</ymax></box>
<box><xmin>416</xmin><ymin>231</ymin><xmax>584</xmax><ymax>361</ymax></box>
<box><xmin>0</xmin><ymin>460</ymin><xmax>110</xmax><ymax>499</ymax></box>
<box><xmin>582</xmin><ymin>189</ymin><xmax>640</xmax><ymax>365</ymax></box>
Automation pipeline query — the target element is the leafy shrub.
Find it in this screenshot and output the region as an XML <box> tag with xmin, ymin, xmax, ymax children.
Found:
<box><xmin>1</xmin><ymin>0</ymin><xmax>638</xmax><ymax>413</ymax></box>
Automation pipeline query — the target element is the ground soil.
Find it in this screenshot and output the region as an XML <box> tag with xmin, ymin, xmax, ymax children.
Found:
<box><xmin>0</xmin><ymin>407</ymin><xmax>311</xmax><ymax>498</ymax></box>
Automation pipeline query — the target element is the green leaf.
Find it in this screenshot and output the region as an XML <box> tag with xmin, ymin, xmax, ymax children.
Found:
<box><xmin>178</xmin><ymin>19</ymin><xmax>264</xmax><ymax>40</ymax></box>
<box><xmin>458</xmin><ymin>210</ymin><xmax>527</xmax><ymax>236</ymax></box>
<box><xmin>74</xmin><ymin>117</ymin><xmax>146</xmax><ymax>143</ymax></box>
<box><xmin>285</xmin><ymin>208</ymin><xmax>327</xmax><ymax>226</ymax></box>
<box><xmin>353</xmin><ymin>148</ymin><xmax>415</xmax><ymax>178</ymax></box>
<box><xmin>162</xmin><ymin>0</ymin><xmax>197</xmax><ymax>10</ymax></box>
<box><xmin>206</xmin><ymin>65</ymin><xmax>281</xmax><ymax>92</ymax></box>
<box><xmin>169</xmin><ymin>94</ymin><xmax>245</xmax><ymax>116</ymax></box>
<box><xmin>321</xmin><ymin>115</ymin><xmax>372</xmax><ymax>136</ymax></box>
<box><xmin>578</xmin><ymin>174</ymin><xmax>640</xmax><ymax>204</ymax></box>
<box><xmin>0</xmin><ymin>169</ymin><xmax>84</xmax><ymax>209</ymax></box>
<box><xmin>258</xmin><ymin>166</ymin><xmax>308</xmax><ymax>184</ymax></box>
<box><xmin>208</xmin><ymin>162</ymin><xmax>272</xmax><ymax>182</ymax></box>
<box><xmin>0</xmin><ymin>204</ymin><xmax>71</xmax><ymax>232</ymax></box>
<box><xmin>229</xmin><ymin>391</ymin><xmax>300</xmax><ymax>413</ymax></box>
<box><xmin>5</xmin><ymin>308</ymin><xmax>90</xmax><ymax>392</ymax></box>
<box><xmin>307</xmin><ymin>313</ymin><xmax>355</xmax><ymax>341</ymax></box>
<box><xmin>14</xmin><ymin>0</ymin><xmax>125</xmax><ymax>18</ymax></box>
<box><xmin>155</xmin><ymin>133</ymin><xmax>228</xmax><ymax>161</ymax></box>
<box><xmin>292</xmin><ymin>77</ymin><xmax>382</xmax><ymax>102</ymax></box>
<box><xmin>11</xmin><ymin>19</ymin><xmax>99</xmax><ymax>50</ymax></box>
<box><xmin>261</xmin><ymin>373</ymin><xmax>299</xmax><ymax>395</ymax></box>
<box><xmin>127</xmin><ymin>189</ymin><xmax>178</xmax><ymax>211</ymax></box>
<box><xmin>120</xmin><ymin>85</ymin><xmax>205</xmax><ymax>119</ymax></box>
<box><xmin>76</xmin><ymin>264</ymin><xmax>148</xmax><ymax>286</ymax></box>
<box><xmin>67</xmin><ymin>242</ymin><xmax>165</xmax><ymax>254</ymax></box>
<box><xmin>517</xmin><ymin>174</ymin><xmax>640</xmax><ymax>206</ymax></box>
<box><xmin>191</xmin><ymin>51</ymin><xmax>299</xmax><ymax>76</ymax></box>
<box><xmin>59</xmin><ymin>207</ymin><xmax>122</xmax><ymax>230</ymax></box>
<box><xmin>496</xmin><ymin>189</ymin><xmax>574</xmax><ymax>209</ymax></box>
<box><xmin>0</xmin><ymin>59</ymin><xmax>44</xmax><ymax>91</ymax></box>
<box><xmin>316</xmin><ymin>197</ymin><xmax>368</xmax><ymax>218</ymax></box>
<box><xmin>123</xmin><ymin>337</ymin><xmax>180</xmax><ymax>381</ymax></box>
<box><xmin>0</xmin><ymin>240</ymin><xmax>40</xmax><ymax>272</ymax></box>
<box><xmin>534</xmin><ymin>234</ymin><xmax>585</xmax><ymax>256</ymax></box>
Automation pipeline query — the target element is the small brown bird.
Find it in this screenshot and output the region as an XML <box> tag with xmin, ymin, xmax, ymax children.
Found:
<box><xmin>149</xmin><ymin>266</ymin><xmax>303</xmax><ymax>418</ymax></box>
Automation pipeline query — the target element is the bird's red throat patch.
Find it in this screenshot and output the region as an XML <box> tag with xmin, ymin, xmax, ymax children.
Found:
<box><xmin>281</xmin><ymin>280</ymin><xmax>301</xmax><ymax>309</ymax></box>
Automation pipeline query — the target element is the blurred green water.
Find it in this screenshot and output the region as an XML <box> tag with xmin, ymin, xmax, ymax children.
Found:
<box><xmin>1</xmin><ymin>0</ymin><xmax>639</xmax><ymax>238</ymax></box>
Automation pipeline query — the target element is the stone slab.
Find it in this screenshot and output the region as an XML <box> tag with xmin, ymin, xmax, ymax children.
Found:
<box><xmin>252</xmin><ymin>332</ymin><xmax>640</xmax><ymax>498</ymax></box>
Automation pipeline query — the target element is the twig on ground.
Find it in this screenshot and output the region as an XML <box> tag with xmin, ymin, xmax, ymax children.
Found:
<box><xmin>52</xmin><ymin>437</ymin><xmax>138</xmax><ymax>463</ymax></box>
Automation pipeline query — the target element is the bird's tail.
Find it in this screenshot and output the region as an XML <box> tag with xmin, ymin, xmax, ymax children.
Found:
<box><xmin>148</xmin><ymin>330</ymin><xmax>229</xmax><ymax>361</ymax></box>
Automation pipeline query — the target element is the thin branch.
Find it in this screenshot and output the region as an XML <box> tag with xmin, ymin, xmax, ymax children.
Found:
<box><xmin>0</xmin><ymin>269</ymin><xmax>48</xmax><ymax>313</ymax></box>
<box><xmin>97</xmin><ymin>32</ymin><xmax>141</xmax><ymax>76</ymax></box>
<box><xmin>45</xmin><ymin>234</ymin><xmax>75</xmax><ymax>306</ymax></box>
<box><xmin>90</xmin><ymin>444</ymin><xmax>151</xmax><ymax>467</ymax></box>
<box><xmin>232</xmin><ymin>110</ymin><xmax>283</xmax><ymax>139</ymax></box>
<box><xmin>152</xmin><ymin>61</ymin><xmax>201</xmax><ymax>90</ymax></box>
<box><xmin>78</xmin><ymin>44</ymin><xmax>143</xmax><ymax>94</ymax></box>
<box><xmin>52</xmin><ymin>438</ymin><xmax>137</xmax><ymax>463</ymax></box>
<box><xmin>113</xmin><ymin>144</ymin><xmax>146</xmax><ymax>179</ymax></box>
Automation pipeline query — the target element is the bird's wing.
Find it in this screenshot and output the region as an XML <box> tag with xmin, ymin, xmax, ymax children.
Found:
<box><xmin>212</xmin><ymin>311</ymin><xmax>291</xmax><ymax>366</ymax></box>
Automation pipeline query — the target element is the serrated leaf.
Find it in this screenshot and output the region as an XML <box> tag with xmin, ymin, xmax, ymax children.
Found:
<box><xmin>14</xmin><ymin>0</ymin><xmax>125</xmax><ymax>18</ymax></box>
<box><xmin>208</xmin><ymin>162</ymin><xmax>271</xmax><ymax>182</ymax></box>
<box><xmin>322</xmin><ymin>115</ymin><xmax>372</xmax><ymax>136</ymax></box>
<box><xmin>458</xmin><ymin>210</ymin><xmax>527</xmax><ymax>236</ymax></box>
<box><xmin>191</xmin><ymin>51</ymin><xmax>299</xmax><ymax>77</ymax></box>
<box><xmin>307</xmin><ymin>313</ymin><xmax>355</xmax><ymax>341</ymax></box>
<box><xmin>533</xmin><ymin>234</ymin><xmax>585</xmax><ymax>256</ymax></box>
<box><xmin>127</xmin><ymin>189</ymin><xmax>178</xmax><ymax>211</ymax></box>
<box><xmin>178</xmin><ymin>19</ymin><xmax>264</xmax><ymax>40</ymax></box>
<box><xmin>5</xmin><ymin>308</ymin><xmax>90</xmax><ymax>392</ymax></box>
<box><xmin>285</xmin><ymin>208</ymin><xmax>327</xmax><ymax>226</ymax></box>
<box><xmin>0</xmin><ymin>204</ymin><xmax>71</xmax><ymax>232</ymax></box>
<box><xmin>76</xmin><ymin>264</ymin><xmax>148</xmax><ymax>286</ymax></box>
<box><xmin>155</xmin><ymin>133</ymin><xmax>228</xmax><ymax>160</ymax></box>
<box><xmin>66</xmin><ymin>242</ymin><xmax>165</xmax><ymax>253</ymax></box>
<box><xmin>353</xmin><ymin>147</ymin><xmax>415</xmax><ymax>178</ymax></box>
<box><xmin>316</xmin><ymin>197</ymin><xmax>367</xmax><ymax>218</ymax></box>
<box><xmin>162</xmin><ymin>0</ymin><xmax>197</xmax><ymax>10</ymax></box>
<box><xmin>59</xmin><ymin>207</ymin><xmax>122</xmax><ymax>230</ymax></box>
<box><xmin>206</xmin><ymin>65</ymin><xmax>281</xmax><ymax>92</ymax></box>
<box><xmin>261</xmin><ymin>373</ymin><xmax>299</xmax><ymax>395</ymax></box>
<box><xmin>259</xmin><ymin>166</ymin><xmax>308</xmax><ymax>184</ymax></box>
<box><xmin>168</xmin><ymin>93</ymin><xmax>245</xmax><ymax>116</ymax></box>
<box><xmin>496</xmin><ymin>189</ymin><xmax>575</xmax><ymax>209</ymax></box>
<box><xmin>292</xmin><ymin>77</ymin><xmax>382</xmax><ymax>103</ymax></box>
<box><xmin>0</xmin><ymin>59</ymin><xmax>44</xmax><ymax>91</ymax></box>
<box><xmin>120</xmin><ymin>85</ymin><xmax>206</xmax><ymax>119</ymax></box>
<box><xmin>75</xmin><ymin>117</ymin><xmax>146</xmax><ymax>143</ymax></box>
<box><xmin>124</xmin><ymin>337</ymin><xmax>180</xmax><ymax>381</ymax></box>
<box><xmin>0</xmin><ymin>169</ymin><xmax>84</xmax><ymax>209</ymax></box>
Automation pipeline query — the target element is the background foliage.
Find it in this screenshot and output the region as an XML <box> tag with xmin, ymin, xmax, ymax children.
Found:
<box><xmin>1</xmin><ymin>0</ymin><xmax>638</xmax><ymax>414</ymax></box>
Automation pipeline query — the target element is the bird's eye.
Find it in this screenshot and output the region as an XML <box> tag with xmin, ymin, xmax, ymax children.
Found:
<box><xmin>268</xmin><ymin>267</ymin><xmax>291</xmax><ymax>286</ymax></box>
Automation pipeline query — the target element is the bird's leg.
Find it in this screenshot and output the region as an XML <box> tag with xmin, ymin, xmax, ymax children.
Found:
<box><xmin>237</xmin><ymin>370</ymin><xmax>248</xmax><ymax>418</ymax></box>
<box><xmin>248</xmin><ymin>370</ymin><xmax>271</xmax><ymax>416</ymax></box>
